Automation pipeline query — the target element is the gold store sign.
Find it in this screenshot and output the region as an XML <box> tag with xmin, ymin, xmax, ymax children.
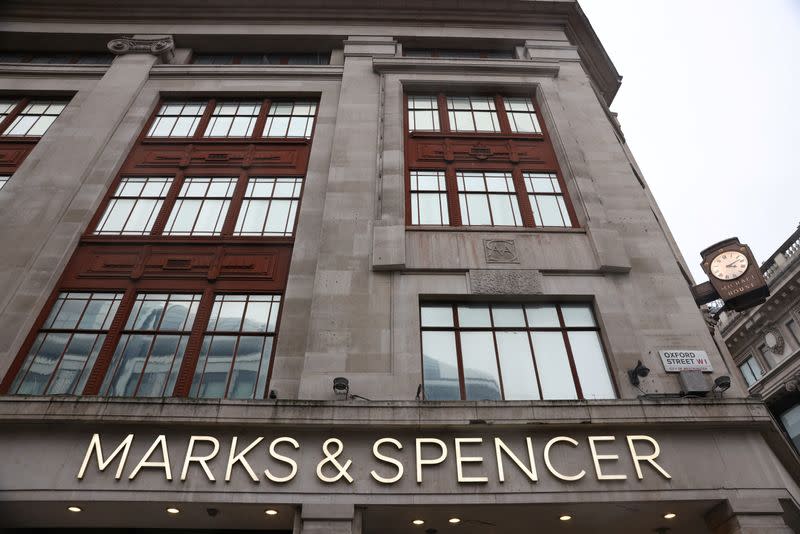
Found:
<box><xmin>77</xmin><ymin>433</ymin><xmax>671</xmax><ymax>484</ymax></box>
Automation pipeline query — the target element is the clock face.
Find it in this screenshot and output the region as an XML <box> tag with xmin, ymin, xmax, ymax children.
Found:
<box><xmin>710</xmin><ymin>251</ymin><xmax>748</xmax><ymax>280</ymax></box>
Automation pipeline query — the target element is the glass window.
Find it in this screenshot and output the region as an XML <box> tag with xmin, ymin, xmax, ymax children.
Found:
<box><xmin>504</xmin><ymin>97</ymin><xmax>541</xmax><ymax>133</ymax></box>
<box><xmin>94</xmin><ymin>177</ymin><xmax>173</xmax><ymax>235</ymax></box>
<box><xmin>0</xmin><ymin>100</ymin><xmax>19</xmax><ymax>123</ymax></box>
<box><xmin>190</xmin><ymin>294</ymin><xmax>281</xmax><ymax>399</ymax></box>
<box><xmin>205</xmin><ymin>101</ymin><xmax>260</xmax><ymax>138</ymax></box>
<box><xmin>410</xmin><ymin>170</ymin><xmax>449</xmax><ymax>225</ymax></box>
<box><xmin>446</xmin><ymin>96</ymin><xmax>499</xmax><ymax>132</ymax></box>
<box><xmin>457</xmin><ymin>171</ymin><xmax>522</xmax><ymax>226</ymax></box>
<box><xmin>408</xmin><ymin>96</ymin><xmax>440</xmax><ymax>132</ymax></box>
<box><xmin>0</xmin><ymin>175</ymin><xmax>9</xmax><ymax>190</ymax></box>
<box><xmin>146</xmin><ymin>102</ymin><xmax>205</xmax><ymax>138</ymax></box>
<box><xmin>100</xmin><ymin>294</ymin><xmax>201</xmax><ymax>397</ymax></box>
<box><xmin>523</xmin><ymin>172</ymin><xmax>572</xmax><ymax>227</ymax></box>
<box><xmin>9</xmin><ymin>292</ymin><xmax>123</xmax><ymax>395</ymax></box>
<box><xmin>263</xmin><ymin>101</ymin><xmax>317</xmax><ymax>138</ymax></box>
<box><xmin>233</xmin><ymin>177</ymin><xmax>303</xmax><ymax>236</ymax></box>
<box><xmin>420</xmin><ymin>302</ymin><xmax>613</xmax><ymax>401</ymax></box>
<box><xmin>780</xmin><ymin>404</ymin><xmax>800</xmax><ymax>452</ymax></box>
<box><xmin>738</xmin><ymin>355</ymin><xmax>764</xmax><ymax>387</ymax></box>
<box><xmin>786</xmin><ymin>319</ymin><xmax>800</xmax><ymax>347</ymax></box>
<box><xmin>163</xmin><ymin>177</ymin><xmax>237</xmax><ymax>236</ymax></box>
<box><xmin>2</xmin><ymin>100</ymin><xmax>67</xmax><ymax>137</ymax></box>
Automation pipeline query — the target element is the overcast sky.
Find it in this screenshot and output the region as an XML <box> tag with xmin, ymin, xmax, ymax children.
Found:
<box><xmin>578</xmin><ymin>0</ymin><xmax>800</xmax><ymax>281</ymax></box>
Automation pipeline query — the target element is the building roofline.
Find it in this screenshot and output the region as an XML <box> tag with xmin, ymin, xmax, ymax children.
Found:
<box><xmin>0</xmin><ymin>0</ymin><xmax>623</xmax><ymax>105</ymax></box>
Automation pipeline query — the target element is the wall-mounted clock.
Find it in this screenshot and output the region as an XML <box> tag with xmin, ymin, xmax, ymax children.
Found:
<box><xmin>691</xmin><ymin>237</ymin><xmax>769</xmax><ymax>312</ymax></box>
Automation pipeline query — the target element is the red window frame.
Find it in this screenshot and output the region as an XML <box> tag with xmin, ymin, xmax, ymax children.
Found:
<box><xmin>0</xmin><ymin>95</ymin><xmax>317</xmax><ymax>398</ymax></box>
<box><xmin>403</xmin><ymin>93</ymin><xmax>578</xmax><ymax>229</ymax></box>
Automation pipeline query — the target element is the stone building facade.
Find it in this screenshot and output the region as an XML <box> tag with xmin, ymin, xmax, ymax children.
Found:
<box><xmin>0</xmin><ymin>1</ymin><xmax>798</xmax><ymax>533</ymax></box>
<box><xmin>717</xmin><ymin>225</ymin><xmax>800</xmax><ymax>455</ymax></box>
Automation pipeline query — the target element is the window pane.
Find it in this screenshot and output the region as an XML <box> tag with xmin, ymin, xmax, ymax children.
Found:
<box><xmin>95</xmin><ymin>177</ymin><xmax>172</xmax><ymax>235</ymax></box>
<box><xmin>191</xmin><ymin>295</ymin><xmax>281</xmax><ymax>399</ymax></box>
<box><xmin>491</xmin><ymin>305</ymin><xmax>525</xmax><ymax>327</ymax></box>
<box><xmin>234</xmin><ymin>177</ymin><xmax>302</xmax><ymax>237</ymax></box>
<box><xmin>421</xmin><ymin>305</ymin><xmax>454</xmax><ymax>327</ymax></box>
<box><xmin>532</xmin><ymin>194</ymin><xmax>569</xmax><ymax>227</ymax></box>
<box><xmin>422</xmin><ymin>331</ymin><xmax>460</xmax><ymax>400</ymax></box>
<box><xmin>457</xmin><ymin>304</ymin><xmax>491</xmax><ymax>327</ymax></box>
<box><xmin>410</xmin><ymin>170</ymin><xmax>448</xmax><ymax>226</ymax></box>
<box><xmin>460</xmin><ymin>331</ymin><xmax>501</xmax><ymax>400</ymax></box>
<box><xmin>531</xmin><ymin>331</ymin><xmax>577</xmax><ymax>399</ymax></box>
<box><xmin>780</xmin><ymin>405</ymin><xmax>800</xmax><ymax>452</ymax></box>
<box><xmin>163</xmin><ymin>177</ymin><xmax>236</xmax><ymax>236</ymax></box>
<box><xmin>147</xmin><ymin>102</ymin><xmax>206</xmax><ymax>137</ymax></box>
<box><xmin>496</xmin><ymin>332</ymin><xmax>540</xmax><ymax>400</ymax></box>
<box><xmin>561</xmin><ymin>304</ymin><xmax>596</xmax><ymax>327</ymax></box>
<box><xmin>14</xmin><ymin>333</ymin><xmax>70</xmax><ymax>395</ymax></box>
<box><xmin>739</xmin><ymin>361</ymin><xmax>756</xmax><ymax>387</ymax></box>
<box><xmin>504</xmin><ymin>97</ymin><xmax>541</xmax><ymax>133</ymax></box>
<box><xmin>264</xmin><ymin>101</ymin><xmax>317</xmax><ymax>138</ymax></box>
<box><xmin>205</xmin><ymin>101</ymin><xmax>260</xmax><ymax>138</ymax></box>
<box><xmin>568</xmin><ymin>331</ymin><xmax>614</xmax><ymax>399</ymax></box>
<box><xmin>2</xmin><ymin>100</ymin><xmax>68</xmax><ymax>137</ymax></box>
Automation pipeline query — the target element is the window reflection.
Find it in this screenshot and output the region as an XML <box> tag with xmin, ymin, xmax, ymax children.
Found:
<box><xmin>420</xmin><ymin>302</ymin><xmax>613</xmax><ymax>401</ymax></box>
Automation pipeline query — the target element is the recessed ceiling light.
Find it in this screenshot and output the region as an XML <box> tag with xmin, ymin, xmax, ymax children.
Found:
<box><xmin>664</xmin><ymin>513</ymin><xmax>677</xmax><ymax>519</ymax></box>
<box><xmin>559</xmin><ymin>515</ymin><xmax>572</xmax><ymax>521</ymax></box>
<box><xmin>412</xmin><ymin>519</ymin><xmax>425</xmax><ymax>525</ymax></box>
<box><xmin>67</xmin><ymin>506</ymin><xmax>82</xmax><ymax>513</ymax></box>
<box><xmin>265</xmin><ymin>509</ymin><xmax>278</xmax><ymax>516</ymax></box>
<box><xmin>166</xmin><ymin>507</ymin><xmax>180</xmax><ymax>514</ymax></box>
<box><xmin>448</xmin><ymin>517</ymin><xmax>461</xmax><ymax>524</ymax></box>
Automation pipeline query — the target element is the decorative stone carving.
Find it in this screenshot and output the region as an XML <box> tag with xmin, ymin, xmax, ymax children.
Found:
<box><xmin>469</xmin><ymin>269</ymin><xmax>542</xmax><ymax>295</ymax></box>
<box><xmin>107</xmin><ymin>36</ymin><xmax>175</xmax><ymax>62</ymax></box>
<box><xmin>484</xmin><ymin>239</ymin><xmax>519</xmax><ymax>264</ymax></box>
<box><xmin>763</xmin><ymin>326</ymin><xmax>785</xmax><ymax>354</ymax></box>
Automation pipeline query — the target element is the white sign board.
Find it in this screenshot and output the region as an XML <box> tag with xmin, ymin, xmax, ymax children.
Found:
<box><xmin>659</xmin><ymin>350</ymin><xmax>713</xmax><ymax>372</ymax></box>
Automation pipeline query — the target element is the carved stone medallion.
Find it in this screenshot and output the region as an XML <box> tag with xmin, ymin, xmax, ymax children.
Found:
<box><xmin>484</xmin><ymin>239</ymin><xmax>519</xmax><ymax>264</ymax></box>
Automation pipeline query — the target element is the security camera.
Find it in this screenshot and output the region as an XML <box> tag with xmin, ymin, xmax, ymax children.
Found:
<box><xmin>627</xmin><ymin>360</ymin><xmax>650</xmax><ymax>386</ymax></box>
<box><xmin>333</xmin><ymin>376</ymin><xmax>350</xmax><ymax>396</ymax></box>
<box><xmin>714</xmin><ymin>375</ymin><xmax>731</xmax><ymax>392</ymax></box>
<box><xmin>206</xmin><ymin>507</ymin><xmax>219</xmax><ymax>517</ymax></box>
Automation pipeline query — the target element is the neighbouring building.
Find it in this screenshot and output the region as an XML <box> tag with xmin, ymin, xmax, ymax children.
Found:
<box><xmin>0</xmin><ymin>1</ymin><xmax>799</xmax><ymax>533</ymax></box>
<box><xmin>717</xmin><ymin>225</ymin><xmax>800</xmax><ymax>455</ymax></box>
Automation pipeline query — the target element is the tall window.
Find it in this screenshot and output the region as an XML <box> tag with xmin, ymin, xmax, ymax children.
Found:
<box><xmin>100</xmin><ymin>294</ymin><xmax>201</xmax><ymax>397</ymax></box>
<box><xmin>738</xmin><ymin>355</ymin><xmax>764</xmax><ymax>387</ymax></box>
<box><xmin>409</xmin><ymin>170</ymin><xmax>449</xmax><ymax>225</ymax></box>
<box><xmin>9</xmin><ymin>292</ymin><xmax>122</xmax><ymax>395</ymax></box>
<box><xmin>786</xmin><ymin>319</ymin><xmax>800</xmax><ymax>347</ymax></box>
<box><xmin>234</xmin><ymin>177</ymin><xmax>303</xmax><ymax>236</ymax></box>
<box><xmin>146</xmin><ymin>102</ymin><xmax>205</xmax><ymax>138</ymax></box>
<box><xmin>446</xmin><ymin>96</ymin><xmax>500</xmax><ymax>133</ymax></box>
<box><xmin>264</xmin><ymin>101</ymin><xmax>317</xmax><ymax>138</ymax></box>
<box><xmin>206</xmin><ymin>101</ymin><xmax>261</xmax><ymax>138</ymax></box>
<box><xmin>94</xmin><ymin>177</ymin><xmax>173</xmax><ymax>235</ymax></box>
<box><xmin>163</xmin><ymin>177</ymin><xmax>237</xmax><ymax>236</ymax></box>
<box><xmin>405</xmin><ymin>93</ymin><xmax>575</xmax><ymax>229</ymax></box>
<box><xmin>420</xmin><ymin>302</ymin><xmax>615</xmax><ymax>401</ymax></box>
<box><xmin>144</xmin><ymin>99</ymin><xmax>317</xmax><ymax>140</ymax></box>
<box><xmin>524</xmin><ymin>172</ymin><xmax>572</xmax><ymax>227</ymax></box>
<box><xmin>457</xmin><ymin>171</ymin><xmax>522</xmax><ymax>227</ymax></box>
<box><xmin>191</xmin><ymin>294</ymin><xmax>281</xmax><ymax>399</ymax></box>
<box><xmin>1</xmin><ymin>100</ymin><xmax>67</xmax><ymax>137</ymax></box>
<box><xmin>407</xmin><ymin>96</ymin><xmax>440</xmax><ymax>132</ymax></box>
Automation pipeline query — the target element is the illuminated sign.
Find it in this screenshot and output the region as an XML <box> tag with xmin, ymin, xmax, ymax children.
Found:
<box><xmin>77</xmin><ymin>433</ymin><xmax>671</xmax><ymax>484</ymax></box>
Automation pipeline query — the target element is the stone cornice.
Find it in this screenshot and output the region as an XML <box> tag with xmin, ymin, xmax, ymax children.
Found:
<box><xmin>373</xmin><ymin>57</ymin><xmax>560</xmax><ymax>77</ymax></box>
<box><xmin>0</xmin><ymin>0</ymin><xmax>621</xmax><ymax>104</ymax></box>
<box><xmin>0</xmin><ymin>64</ymin><xmax>108</xmax><ymax>77</ymax></box>
<box><xmin>149</xmin><ymin>65</ymin><xmax>345</xmax><ymax>78</ymax></box>
<box><xmin>0</xmin><ymin>396</ymin><xmax>774</xmax><ymax>428</ymax></box>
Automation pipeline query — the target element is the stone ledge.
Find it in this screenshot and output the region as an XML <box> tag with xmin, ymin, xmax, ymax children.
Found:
<box><xmin>150</xmin><ymin>65</ymin><xmax>345</xmax><ymax>78</ymax></box>
<box><xmin>372</xmin><ymin>57</ymin><xmax>560</xmax><ymax>77</ymax></box>
<box><xmin>0</xmin><ymin>396</ymin><xmax>774</xmax><ymax>429</ymax></box>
